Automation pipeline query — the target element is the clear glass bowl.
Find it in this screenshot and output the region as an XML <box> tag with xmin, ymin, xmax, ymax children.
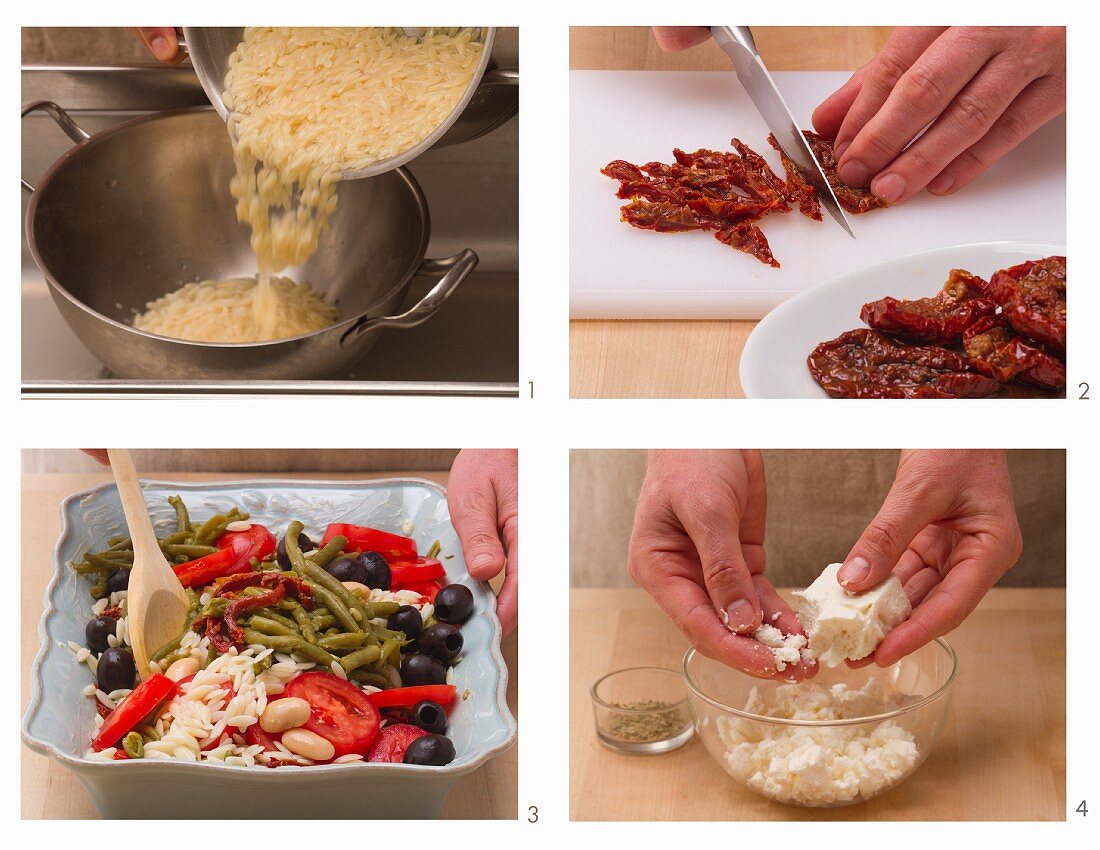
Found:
<box><xmin>684</xmin><ymin>639</ymin><xmax>957</xmax><ymax>807</ymax></box>
<box><xmin>591</xmin><ymin>667</ymin><xmax>694</xmax><ymax>754</ymax></box>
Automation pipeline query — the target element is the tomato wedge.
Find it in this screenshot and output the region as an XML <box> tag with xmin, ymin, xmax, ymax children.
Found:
<box><xmin>173</xmin><ymin>524</ymin><xmax>277</xmax><ymax>588</ymax></box>
<box><xmin>322</xmin><ymin>524</ymin><xmax>416</xmax><ymax>564</ymax></box>
<box><xmin>244</xmin><ymin>722</ymin><xmax>280</xmax><ymax>753</ymax></box>
<box><xmin>389</xmin><ymin>557</ymin><xmax>445</xmax><ymax>587</ymax></box>
<box><xmin>367</xmin><ymin>724</ymin><xmax>429</xmax><ymax>763</ymax></box>
<box><xmin>285</xmin><ymin>672</ymin><xmax>381</xmax><ymax>759</ymax></box>
<box><xmin>91</xmin><ymin>674</ymin><xmax>176</xmax><ymax>751</ymax></box>
<box><xmin>367</xmin><ymin>684</ymin><xmax>456</xmax><ymax>710</ymax></box>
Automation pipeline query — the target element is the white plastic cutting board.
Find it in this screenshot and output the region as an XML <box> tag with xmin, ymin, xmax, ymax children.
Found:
<box><xmin>570</xmin><ymin>70</ymin><xmax>1066</xmax><ymax>319</ymax></box>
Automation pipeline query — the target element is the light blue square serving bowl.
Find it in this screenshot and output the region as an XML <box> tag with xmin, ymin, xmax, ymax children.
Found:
<box><xmin>22</xmin><ymin>477</ymin><xmax>516</xmax><ymax>819</ymax></box>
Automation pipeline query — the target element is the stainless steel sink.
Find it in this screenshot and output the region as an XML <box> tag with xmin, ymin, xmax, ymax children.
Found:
<box><xmin>20</xmin><ymin>60</ymin><xmax>519</xmax><ymax>397</ymax></box>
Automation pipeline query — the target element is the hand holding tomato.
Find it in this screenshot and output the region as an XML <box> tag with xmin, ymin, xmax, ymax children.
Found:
<box><xmin>447</xmin><ymin>449</ymin><xmax>518</xmax><ymax>635</ymax></box>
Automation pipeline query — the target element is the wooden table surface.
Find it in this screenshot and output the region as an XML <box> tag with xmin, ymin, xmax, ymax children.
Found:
<box><xmin>570</xmin><ymin>587</ymin><xmax>1065</xmax><ymax>821</ymax></box>
<box><xmin>21</xmin><ymin>471</ymin><xmax>517</xmax><ymax>820</ymax></box>
<box><xmin>569</xmin><ymin>26</ymin><xmax>892</xmax><ymax>398</ymax></box>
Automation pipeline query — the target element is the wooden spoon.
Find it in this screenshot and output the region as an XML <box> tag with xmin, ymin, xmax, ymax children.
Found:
<box><xmin>107</xmin><ymin>449</ymin><xmax>189</xmax><ymax>680</ymax></box>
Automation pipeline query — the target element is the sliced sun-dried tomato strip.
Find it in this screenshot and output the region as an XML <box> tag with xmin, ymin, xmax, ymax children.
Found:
<box><xmin>859</xmin><ymin>269</ymin><xmax>998</xmax><ymax>344</ymax></box>
<box><xmin>716</xmin><ymin>222</ymin><xmax>778</xmax><ymax>268</ymax></box>
<box><xmin>766</xmin><ymin>133</ymin><xmax>822</xmax><ymax>221</ymax></box>
<box><xmin>800</xmin><ymin>130</ymin><xmax>886</xmax><ymax>215</ymax></box>
<box><xmin>963</xmin><ymin>316</ymin><xmax>1066</xmax><ymax>389</ymax></box>
<box><xmin>808</xmin><ymin>328</ymin><xmax>1001</xmax><ymax>399</ymax></box>
<box><xmin>986</xmin><ymin>256</ymin><xmax>1066</xmax><ymax>354</ymax></box>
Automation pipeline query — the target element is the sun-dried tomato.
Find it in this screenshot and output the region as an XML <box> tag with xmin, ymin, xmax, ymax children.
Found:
<box><xmin>800</xmin><ymin>131</ymin><xmax>886</xmax><ymax>215</ymax></box>
<box><xmin>766</xmin><ymin>133</ymin><xmax>822</xmax><ymax>221</ymax></box>
<box><xmin>963</xmin><ymin>316</ymin><xmax>1066</xmax><ymax>389</ymax></box>
<box><xmin>808</xmin><ymin>328</ymin><xmax>1001</xmax><ymax>398</ymax></box>
<box><xmin>601</xmin><ymin>139</ymin><xmax>792</xmax><ymax>267</ymax></box>
<box><xmin>986</xmin><ymin>256</ymin><xmax>1066</xmax><ymax>354</ymax></box>
<box><xmin>100</xmin><ymin>606</ymin><xmax>123</xmax><ymax>620</ymax></box>
<box><xmin>214</xmin><ymin>570</ymin><xmax>314</xmax><ymax>609</ymax></box>
<box><xmin>859</xmin><ymin>269</ymin><xmax>998</xmax><ymax>344</ymax></box>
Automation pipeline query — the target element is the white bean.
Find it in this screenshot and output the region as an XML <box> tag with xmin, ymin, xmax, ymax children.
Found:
<box><xmin>259</xmin><ymin>697</ymin><xmax>311</xmax><ymax>733</ymax></box>
<box><xmin>341</xmin><ymin>581</ymin><xmax>371</xmax><ymax>598</ymax></box>
<box><xmin>164</xmin><ymin>656</ymin><xmax>200</xmax><ymax>682</ymax></box>
<box><xmin>281</xmin><ymin>727</ymin><xmax>335</xmax><ymax>761</ymax></box>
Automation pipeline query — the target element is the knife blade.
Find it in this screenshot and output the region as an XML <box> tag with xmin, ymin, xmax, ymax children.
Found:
<box><xmin>710</xmin><ymin>26</ymin><xmax>855</xmax><ymax>238</ymax></box>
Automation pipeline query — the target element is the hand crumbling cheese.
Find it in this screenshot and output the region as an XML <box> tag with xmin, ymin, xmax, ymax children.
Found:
<box><xmin>793</xmin><ymin>563</ymin><xmax>911</xmax><ymax>667</ymax></box>
<box><xmin>717</xmin><ymin>679</ymin><xmax>919</xmax><ymax>806</ymax></box>
<box><xmin>753</xmin><ymin>624</ymin><xmax>815</xmax><ymax>673</ymax></box>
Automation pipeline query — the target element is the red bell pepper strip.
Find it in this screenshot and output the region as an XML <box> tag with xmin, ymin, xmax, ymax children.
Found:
<box><xmin>366</xmin><ymin>684</ymin><xmax>456</xmax><ymax>710</ymax></box>
<box><xmin>173</xmin><ymin>524</ymin><xmax>276</xmax><ymax>588</ymax></box>
<box><xmin>91</xmin><ymin>674</ymin><xmax>177</xmax><ymax>751</ymax></box>
<box><xmin>321</xmin><ymin>524</ymin><xmax>417</xmax><ymax>564</ymax></box>
<box><xmin>389</xmin><ymin>557</ymin><xmax>445</xmax><ymax>586</ymax></box>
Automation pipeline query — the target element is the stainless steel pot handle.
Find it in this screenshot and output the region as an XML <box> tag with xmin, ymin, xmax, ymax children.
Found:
<box><xmin>21</xmin><ymin>101</ymin><xmax>90</xmax><ymax>193</ymax></box>
<box><xmin>340</xmin><ymin>248</ymin><xmax>479</xmax><ymax>346</ymax></box>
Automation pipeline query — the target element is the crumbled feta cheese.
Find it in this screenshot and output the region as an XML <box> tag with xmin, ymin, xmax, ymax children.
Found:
<box><xmin>717</xmin><ymin>679</ymin><xmax>919</xmax><ymax>806</ymax></box>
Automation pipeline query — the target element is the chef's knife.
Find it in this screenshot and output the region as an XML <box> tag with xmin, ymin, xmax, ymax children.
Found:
<box><xmin>710</xmin><ymin>26</ymin><xmax>855</xmax><ymax>238</ymax></box>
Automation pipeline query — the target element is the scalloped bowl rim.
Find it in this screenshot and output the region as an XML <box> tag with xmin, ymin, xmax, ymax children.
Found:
<box><xmin>22</xmin><ymin>476</ymin><xmax>517</xmax><ymax>780</ymax></box>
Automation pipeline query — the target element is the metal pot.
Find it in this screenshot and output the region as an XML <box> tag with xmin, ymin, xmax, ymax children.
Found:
<box><xmin>21</xmin><ymin>104</ymin><xmax>477</xmax><ymax>381</ymax></box>
<box><xmin>178</xmin><ymin>26</ymin><xmax>518</xmax><ymax>180</ymax></box>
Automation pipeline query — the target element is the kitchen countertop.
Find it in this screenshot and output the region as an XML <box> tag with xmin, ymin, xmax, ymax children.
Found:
<box><xmin>568</xmin><ymin>26</ymin><xmax>881</xmax><ymax>398</ymax></box>
<box><xmin>570</xmin><ymin>587</ymin><xmax>1065</xmax><ymax>821</ymax></box>
<box><xmin>21</xmin><ymin>471</ymin><xmax>518</xmax><ymax>820</ymax></box>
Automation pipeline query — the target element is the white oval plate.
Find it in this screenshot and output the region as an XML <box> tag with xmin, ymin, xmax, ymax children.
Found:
<box><xmin>740</xmin><ymin>240</ymin><xmax>1066</xmax><ymax>399</ymax></box>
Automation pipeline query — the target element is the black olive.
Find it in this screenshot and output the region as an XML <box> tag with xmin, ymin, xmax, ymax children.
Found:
<box><xmin>97</xmin><ymin>647</ymin><xmax>136</xmax><ymax>692</ymax></box>
<box><xmin>276</xmin><ymin>532</ymin><xmax>314</xmax><ymax>569</ymax></box>
<box><xmin>358</xmin><ymin>552</ymin><xmax>391</xmax><ymax>589</ymax></box>
<box><xmin>106</xmin><ymin>568</ymin><xmax>130</xmax><ymax>594</ymax></box>
<box><xmin>386</xmin><ymin>605</ymin><xmax>423</xmax><ymax>641</ymax></box>
<box><xmin>418</xmin><ymin>623</ymin><xmax>463</xmax><ymax>662</ymax></box>
<box><xmin>325</xmin><ymin>556</ymin><xmax>368</xmax><ymax>584</ymax></box>
<box><xmin>434</xmin><ymin>584</ymin><xmax>474</xmax><ymax>625</ymax></box>
<box><xmin>410</xmin><ymin>700</ymin><xmax>448</xmax><ymax>734</ymax></box>
<box><xmin>85</xmin><ymin>616</ymin><xmax>116</xmax><ymax>654</ymax></box>
<box><xmin>400</xmin><ymin>653</ymin><xmax>447</xmax><ymax>687</ymax></box>
<box><xmin>403</xmin><ymin>734</ymin><xmax>456</xmax><ymax>766</ymax></box>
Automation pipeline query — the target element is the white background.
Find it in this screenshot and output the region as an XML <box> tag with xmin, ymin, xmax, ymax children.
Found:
<box><xmin>6</xmin><ymin>0</ymin><xmax>1095</xmax><ymax>844</ymax></box>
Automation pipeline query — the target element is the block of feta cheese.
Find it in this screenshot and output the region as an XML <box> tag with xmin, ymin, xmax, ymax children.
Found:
<box><xmin>793</xmin><ymin>563</ymin><xmax>911</xmax><ymax>667</ymax></box>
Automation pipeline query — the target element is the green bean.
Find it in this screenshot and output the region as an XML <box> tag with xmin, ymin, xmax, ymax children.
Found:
<box><xmin>247</xmin><ymin>615</ymin><xmax>298</xmax><ymax>638</ymax></box>
<box><xmin>151</xmin><ymin>634</ymin><xmax>184</xmax><ymax>662</ymax></box>
<box><xmin>286</xmin><ymin>602</ymin><xmax>318</xmax><ymax>643</ymax></box>
<box><xmin>310</xmin><ymin>615</ymin><xmax>337</xmax><ymax>631</ymax></box>
<box><xmin>136</xmin><ymin>724</ymin><xmax>160</xmax><ymax>742</ymax></box>
<box><xmin>256</xmin><ymin>609</ymin><xmax>300</xmax><ymax>632</ymax></box>
<box><xmin>240</xmin><ymin>629</ymin><xmax>337</xmax><ymax>667</ymax></box>
<box><xmin>286</xmin><ymin>522</ymin><xmax>371</xmax><ymax>626</ymax></box>
<box><xmin>70</xmin><ymin>560</ymin><xmax>116</xmax><ymax>576</ymax></box>
<box><xmin>340</xmin><ymin>645</ymin><xmax>382</xmax><ymax>673</ymax></box>
<box><xmin>107</xmin><ymin>535</ymin><xmax>129</xmax><ymax>548</ymax></box>
<box><xmin>122</xmin><ymin>731</ymin><xmax>144</xmax><ymax>759</ymax></box>
<box><xmin>309</xmin><ymin>535</ymin><xmax>346</xmax><ymax>569</ymax></box>
<box><xmin>380</xmin><ymin>637</ymin><xmax>403</xmax><ymax>667</ymax></box>
<box><xmin>90</xmin><ymin>580</ymin><xmax>108</xmax><ymax>599</ymax></box>
<box><xmin>362</xmin><ymin>601</ymin><xmax>401</xmax><ymax>620</ymax></box>
<box><xmin>318</xmin><ymin>633</ymin><xmax>370</xmax><ymax>651</ymax></box>
<box><xmin>84</xmin><ymin>552</ymin><xmax>133</xmax><ymax>570</ymax></box>
<box><xmin>370</xmin><ymin>625</ymin><xmax>408</xmax><ymax>644</ymax></box>
<box><xmin>168</xmin><ymin>495</ymin><xmax>191</xmax><ymax>534</ymax></box>
<box><xmin>198</xmin><ymin>597</ymin><xmax>229</xmax><ymax>619</ymax></box>
<box><xmin>348</xmin><ymin>669</ymin><xmax>393</xmax><ymax>689</ymax></box>
<box><xmin>194</xmin><ymin>514</ymin><xmax>230</xmax><ymax>546</ymax></box>
<box><xmin>310</xmin><ymin>585</ymin><xmax>361</xmax><ymax>634</ymax></box>
<box><xmin>426</xmin><ymin>539</ymin><xmax>442</xmax><ymax>559</ymax></box>
<box><xmin>324</xmin><ymin>627</ymin><xmax>341</xmax><ymax>636</ymax></box>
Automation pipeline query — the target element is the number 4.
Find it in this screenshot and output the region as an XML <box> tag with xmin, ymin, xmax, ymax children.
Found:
<box><xmin>1076</xmin><ymin>799</ymin><xmax>1087</xmax><ymax>816</ymax></box>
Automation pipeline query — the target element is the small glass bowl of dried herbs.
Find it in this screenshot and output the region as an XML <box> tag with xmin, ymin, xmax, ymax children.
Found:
<box><xmin>591</xmin><ymin>667</ymin><xmax>694</xmax><ymax>754</ymax></box>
